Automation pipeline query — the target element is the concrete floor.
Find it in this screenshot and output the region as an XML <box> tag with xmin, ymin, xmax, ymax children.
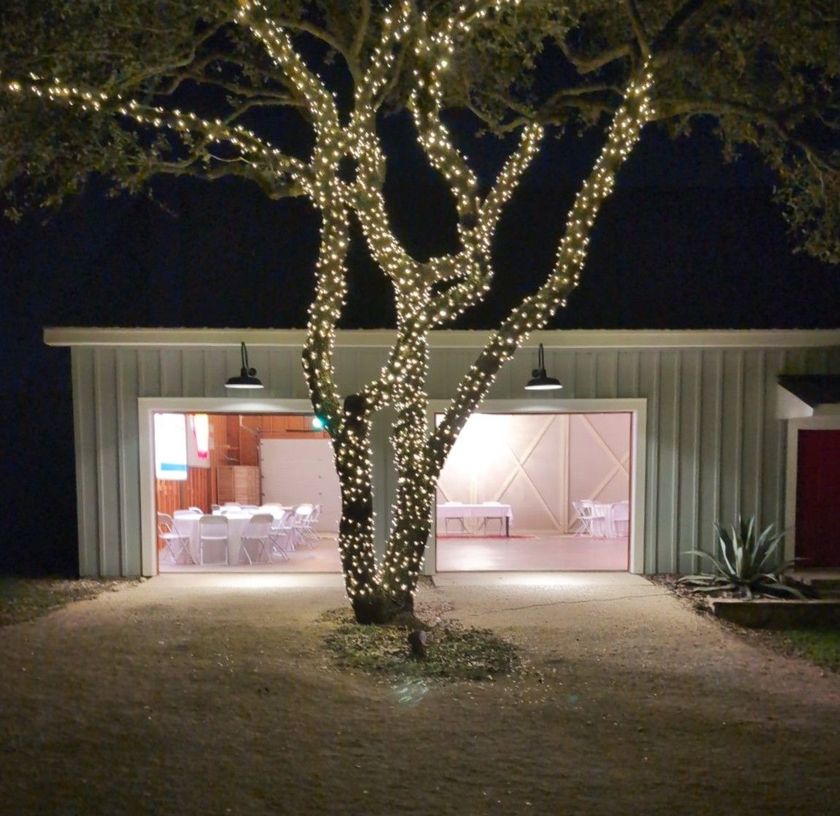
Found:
<box><xmin>2</xmin><ymin>572</ymin><xmax>838</xmax><ymax>815</ymax></box>
<box><xmin>435</xmin><ymin>531</ymin><xmax>628</xmax><ymax>571</ymax></box>
<box><xmin>161</xmin><ymin>531</ymin><xmax>629</xmax><ymax>575</ymax></box>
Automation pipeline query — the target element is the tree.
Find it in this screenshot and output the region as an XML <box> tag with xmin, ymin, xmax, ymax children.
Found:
<box><xmin>1</xmin><ymin>1</ymin><xmax>837</xmax><ymax>623</ymax></box>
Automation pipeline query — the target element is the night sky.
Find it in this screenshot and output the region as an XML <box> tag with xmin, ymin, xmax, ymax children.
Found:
<box><xmin>2</xmin><ymin>117</ymin><xmax>839</xmax><ymax>574</ymax></box>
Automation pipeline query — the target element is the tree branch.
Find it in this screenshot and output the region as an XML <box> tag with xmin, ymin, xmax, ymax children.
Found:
<box><xmin>2</xmin><ymin>76</ymin><xmax>312</xmax><ymax>191</ymax></box>
<box><xmin>236</xmin><ymin>1</ymin><xmax>339</xmax><ymax>131</ymax></box>
<box><xmin>557</xmin><ymin>42</ymin><xmax>634</xmax><ymax>76</ymax></box>
<box><xmin>624</xmin><ymin>0</ymin><xmax>651</xmax><ymax>58</ymax></box>
<box><xmin>351</xmin><ymin>0</ymin><xmax>371</xmax><ymax>59</ymax></box>
<box><xmin>429</xmin><ymin>64</ymin><xmax>655</xmax><ymax>472</ymax></box>
<box><xmin>272</xmin><ymin>15</ymin><xmax>362</xmax><ymax>86</ymax></box>
<box><xmin>651</xmin><ymin>0</ymin><xmax>729</xmax><ymax>57</ymax></box>
<box><xmin>656</xmin><ymin>96</ymin><xmax>840</xmax><ymax>173</ymax></box>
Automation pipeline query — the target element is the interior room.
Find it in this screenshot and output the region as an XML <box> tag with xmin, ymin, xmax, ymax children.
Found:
<box><xmin>435</xmin><ymin>412</ymin><xmax>632</xmax><ymax>571</ymax></box>
<box><xmin>154</xmin><ymin>412</ymin><xmax>342</xmax><ymax>573</ymax></box>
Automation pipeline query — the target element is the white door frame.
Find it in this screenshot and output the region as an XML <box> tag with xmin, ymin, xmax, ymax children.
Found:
<box><xmin>784</xmin><ymin>415</ymin><xmax>840</xmax><ymax>564</ymax></box>
<box><xmin>426</xmin><ymin>398</ymin><xmax>647</xmax><ymax>574</ymax></box>
<box><xmin>138</xmin><ymin>397</ymin><xmax>315</xmax><ymax>576</ymax></box>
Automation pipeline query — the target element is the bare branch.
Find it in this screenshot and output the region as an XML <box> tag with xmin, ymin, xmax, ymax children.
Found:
<box><xmin>624</xmin><ymin>0</ymin><xmax>651</xmax><ymax>58</ymax></box>
<box><xmin>149</xmin><ymin>156</ymin><xmax>307</xmax><ymax>198</ymax></box>
<box><xmin>558</xmin><ymin>41</ymin><xmax>634</xmax><ymax>75</ymax></box>
<box><xmin>351</xmin><ymin>0</ymin><xmax>371</xmax><ymax>58</ymax></box>
<box><xmin>651</xmin><ymin>0</ymin><xmax>730</xmax><ymax>57</ymax></box>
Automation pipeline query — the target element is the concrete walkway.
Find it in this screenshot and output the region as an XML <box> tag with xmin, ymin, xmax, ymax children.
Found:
<box><xmin>1</xmin><ymin>573</ymin><xmax>838</xmax><ymax>815</ymax></box>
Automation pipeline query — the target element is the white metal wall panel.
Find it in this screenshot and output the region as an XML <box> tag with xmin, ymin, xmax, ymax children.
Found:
<box><xmin>116</xmin><ymin>350</ymin><xmax>141</xmax><ymax>576</ymax></box>
<box><xmin>92</xmin><ymin>349</ymin><xmax>121</xmax><ymax>576</ymax></box>
<box><xmin>69</xmin><ymin>336</ymin><xmax>840</xmax><ymax>577</ymax></box>
<box><xmin>761</xmin><ymin>350</ymin><xmax>786</xmax><ymax>530</ymax></box>
<box><xmin>72</xmin><ymin>348</ymin><xmax>99</xmax><ymax>576</ymax></box>
<box><xmin>675</xmin><ymin>350</ymin><xmax>699</xmax><ymax>571</ymax></box>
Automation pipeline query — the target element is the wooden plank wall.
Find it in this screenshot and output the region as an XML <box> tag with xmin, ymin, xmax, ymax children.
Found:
<box><xmin>153</xmin><ymin>413</ymin><xmax>330</xmax><ymax>530</ymax></box>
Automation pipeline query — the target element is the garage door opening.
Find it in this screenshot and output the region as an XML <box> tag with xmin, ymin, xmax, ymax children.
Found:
<box><xmin>435</xmin><ymin>411</ymin><xmax>632</xmax><ymax>572</ymax></box>
<box><xmin>153</xmin><ymin>412</ymin><xmax>341</xmax><ymax>573</ymax></box>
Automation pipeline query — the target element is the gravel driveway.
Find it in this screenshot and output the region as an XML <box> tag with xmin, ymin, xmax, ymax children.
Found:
<box><xmin>1</xmin><ymin>572</ymin><xmax>838</xmax><ymax>816</ymax></box>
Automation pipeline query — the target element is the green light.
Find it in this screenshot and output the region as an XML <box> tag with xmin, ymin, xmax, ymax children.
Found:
<box><xmin>312</xmin><ymin>415</ymin><xmax>326</xmax><ymax>430</ymax></box>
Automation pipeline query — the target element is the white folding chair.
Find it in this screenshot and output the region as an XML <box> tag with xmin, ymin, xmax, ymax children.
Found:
<box><xmin>303</xmin><ymin>504</ymin><xmax>321</xmax><ymax>544</ymax></box>
<box><xmin>268</xmin><ymin>509</ymin><xmax>294</xmax><ymax>560</ymax></box>
<box><xmin>157</xmin><ymin>513</ymin><xmax>194</xmax><ymax>565</ymax></box>
<box><xmin>590</xmin><ymin>502</ymin><xmax>611</xmax><ymax>537</ymax></box>
<box><xmin>291</xmin><ymin>504</ymin><xmax>317</xmax><ymax>548</ymax></box>
<box><xmin>239</xmin><ymin>513</ymin><xmax>273</xmax><ymax>565</ymax></box>
<box><xmin>199</xmin><ymin>514</ymin><xmax>229</xmax><ymax>565</ymax></box>
<box><xmin>609</xmin><ymin>500</ymin><xmax>630</xmax><ymax>537</ymax></box>
<box><xmin>571</xmin><ymin>500</ymin><xmax>596</xmax><ymax>536</ymax></box>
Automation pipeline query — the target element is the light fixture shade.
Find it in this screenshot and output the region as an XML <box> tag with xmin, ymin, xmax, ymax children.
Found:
<box><xmin>225</xmin><ymin>342</ymin><xmax>264</xmax><ymax>389</ymax></box>
<box><xmin>524</xmin><ymin>343</ymin><xmax>563</xmax><ymax>391</ymax></box>
<box><xmin>525</xmin><ymin>370</ymin><xmax>563</xmax><ymax>390</ymax></box>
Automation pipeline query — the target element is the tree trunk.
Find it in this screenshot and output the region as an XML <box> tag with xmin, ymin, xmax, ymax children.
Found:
<box><xmin>351</xmin><ymin>585</ymin><xmax>415</xmax><ymax>625</ymax></box>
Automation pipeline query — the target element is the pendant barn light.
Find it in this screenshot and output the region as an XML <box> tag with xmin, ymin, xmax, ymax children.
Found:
<box><xmin>225</xmin><ymin>342</ymin><xmax>264</xmax><ymax>389</ymax></box>
<box><xmin>524</xmin><ymin>343</ymin><xmax>563</xmax><ymax>391</ymax></box>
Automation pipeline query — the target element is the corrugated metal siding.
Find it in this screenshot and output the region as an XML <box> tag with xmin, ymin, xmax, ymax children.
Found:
<box><xmin>71</xmin><ymin>340</ymin><xmax>840</xmax><ymax>577</ymax></box>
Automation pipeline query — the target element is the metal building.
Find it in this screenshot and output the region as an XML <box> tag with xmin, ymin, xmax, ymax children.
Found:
<box><xmin>44</xmin><ymin>327</ymin><xmax>840</xmax><ymax>578</ymax></box>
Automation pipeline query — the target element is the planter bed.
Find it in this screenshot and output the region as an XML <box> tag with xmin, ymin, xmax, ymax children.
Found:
<box><xmin>711</xmin><ymin>598</ymin><xmax>840</xmax><ymax>629</ymax></box>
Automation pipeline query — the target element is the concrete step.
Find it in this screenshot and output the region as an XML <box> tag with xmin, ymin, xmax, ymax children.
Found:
<box><xmin>788</xmin><ymin>572</ymin><xmax>840</xmax><ymax>598</ymax></box>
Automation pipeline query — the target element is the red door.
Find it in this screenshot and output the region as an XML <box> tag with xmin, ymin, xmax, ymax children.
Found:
<box><xmin>795</xmin><ymin>429</ymin><xmax>840</xmax><ymax>568</ymax></box>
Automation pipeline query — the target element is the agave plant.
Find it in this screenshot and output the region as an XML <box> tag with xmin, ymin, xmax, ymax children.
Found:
<box><xmin>678</xmin><ymin>516</ymin><xmax>805</xmax><ymax>600</ymax></box>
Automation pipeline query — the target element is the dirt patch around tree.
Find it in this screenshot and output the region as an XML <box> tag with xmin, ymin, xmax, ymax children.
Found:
<box><xmin>1</xmin><ymin>572</ymin><xmax>838</xmax><ymax>816</ymax></box>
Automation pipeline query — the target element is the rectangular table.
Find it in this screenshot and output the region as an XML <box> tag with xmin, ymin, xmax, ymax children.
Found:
<box><xmin>437</xmin><ymin>502</ymin><xmax>513</xmax><ymax>537</ymax></box>
<box><xmin>171</xmin><ymin>507</ymin><xmax>289</xmax><ymax>564</ymax></box>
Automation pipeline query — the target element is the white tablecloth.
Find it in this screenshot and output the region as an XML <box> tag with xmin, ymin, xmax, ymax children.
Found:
<box><xmin>590</xmin><ymin>501</ymin><xmax>630</xmax><ymax>538</ymax></box>
<box><xmin>437</xmin><ymin>502</ymin><xmax>513</xmax><ymax>536</ymax></box>
<box><xmin>171</xmin><ymin>511</ymin><xmax>263</xmax><ymax>564</ymax></box>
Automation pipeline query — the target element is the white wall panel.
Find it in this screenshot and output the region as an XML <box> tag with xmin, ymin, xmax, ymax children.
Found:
<box><xmin>93</xmin><ymin>348</ymin><xmax>121</xmax><ymax>576</ymax></box>
<box><xmin>656</xmin><ymin>352</ymin><xmax>680</xmax><ymax>574</ymax></box>
<box><xmin>116</xmin><ymin>350</ymin><xmax>141</xmax><ymax>575</ymax></box>
<box><xmin>676</xmin><ymin>350</ymin><xmax>702</xmax><ymax>572</ymax></box>
<box><xmin>72</xmin><ymin>348</ymin><xmax>99</xmax><ymax>576</ymax></box>
<box><xmin>259</xmin><ymin>439</ymin><xmax>341</xmax><ymax>530</ymax></box>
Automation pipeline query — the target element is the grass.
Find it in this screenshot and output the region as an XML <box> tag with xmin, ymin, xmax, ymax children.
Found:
<box><xmin>0</xmin><ymin>577</ymin><xmax>135</xmax><ymax>627</ymax></box>
<box><xmin>780</xmin><ymin>628</ymin><xmax>840</xmax><ymax>672</ymax></box>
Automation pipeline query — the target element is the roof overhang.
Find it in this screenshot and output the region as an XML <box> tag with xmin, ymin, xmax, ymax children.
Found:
<box><xmin>777</xmin><ymin>375</ymin><xmax>840</xmax><ymax>418</ymax></box>
<box><xmin>43</xmin><ymin>327</ymin><xmax>840</xmax><ymax>351</ymax></box>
